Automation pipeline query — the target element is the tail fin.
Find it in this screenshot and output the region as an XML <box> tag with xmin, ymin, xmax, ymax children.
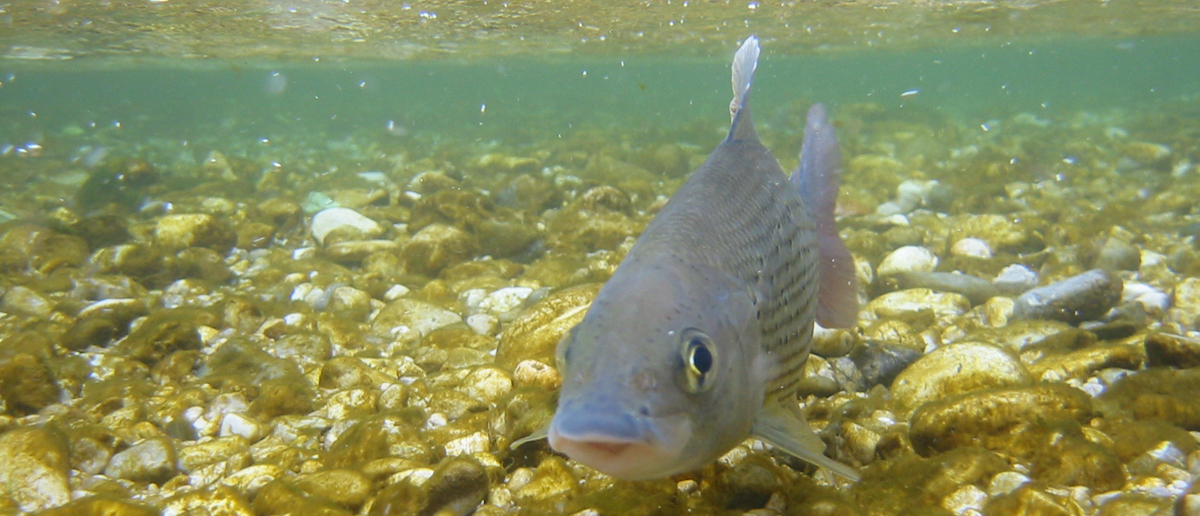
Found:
<box><xmin>727</xmin><ymin>36</ymin><xmax>760</xmax><ymax>142</ymax></box>
<box><xmin>795</xmin><ymin>103</ymin><xmax>858</xmax><ymax>328</ymax></box>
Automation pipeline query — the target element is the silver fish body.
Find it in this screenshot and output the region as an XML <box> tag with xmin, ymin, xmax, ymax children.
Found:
<box><xmin>546</xmin><ymin>36</ymin><xmax>860</xmax><ymax>481</ymax></box>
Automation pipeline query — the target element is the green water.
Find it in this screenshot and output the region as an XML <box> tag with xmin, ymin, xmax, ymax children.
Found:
<box><xmin>2</xmin><ymin>35</ymin><xmax>1197</xmax><ymax>152</ymax></box>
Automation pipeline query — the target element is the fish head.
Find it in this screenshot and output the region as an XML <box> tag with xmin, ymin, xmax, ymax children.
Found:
<box><xmin>549</xmin><ymin>259</ymin><xmax>768</xmax><ymax>480</ymax></box>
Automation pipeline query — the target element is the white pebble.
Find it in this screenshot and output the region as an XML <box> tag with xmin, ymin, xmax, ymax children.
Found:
<box><xmin>942</xmin><ymin>484</ymin><xmax>988</xmax><ymax>515</ymax></box>
<box><xmin>993</xmin><ymin>264</ymin><xmax>1039</xmax><ymax>295</ymax></box>
<box><xmin>383</xmin><ymin>284</ymin><xmax>410</xmax><ymax>301</ymax></box>
<box><xmin>950</xmin><ymin>238</ymin><xmax>993</xmax><ymax>259</ymax></box>
<box><xmin>466</xmin><ymin>314</ymin><xmax>499</xmax><ymax>336</ymax></box>
<box><xmin>310</xmin><ymin>207</ymin><xmax>383</xmax><ymax>245</ymax></box>
<box><xmin>877</xmin><ymin>245</ymin><xmax>938</xmax><ymax>276</ymax></box>
<box><xmin>480</xmin><ymin>287</ymin><xmax>533</xmax><ymax>319</ymax></box>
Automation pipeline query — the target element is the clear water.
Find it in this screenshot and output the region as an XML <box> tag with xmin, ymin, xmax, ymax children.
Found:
<box><xmin>2</xmin><ymin>35</ymin><xmax>1197</xmax><ymax>151</ymax></box>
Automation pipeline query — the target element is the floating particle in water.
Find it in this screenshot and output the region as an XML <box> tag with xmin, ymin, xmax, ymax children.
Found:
<box><xmin>266</xmin><ymin>71</ymin><xmax>287</xmax><ymax>96</ymax></box>
<box><xmin>386</xmin><ymin>120</ymin><xmax>409</xmax><ymax>137</ymax></box>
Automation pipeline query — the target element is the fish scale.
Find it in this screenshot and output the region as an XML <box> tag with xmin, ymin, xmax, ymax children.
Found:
<box><xmin>635</xmin><ymin>141</ymin><xmax>821</xmax><ymax>403</ymax></box>
<box><xmin>543</xmin><ymin>35</ymin><xmax>859</xmax><ymax>482</ymax></box>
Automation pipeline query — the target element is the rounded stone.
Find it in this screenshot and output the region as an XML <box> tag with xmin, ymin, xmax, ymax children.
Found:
<box><xmin>1012</xmin><ymin>269</ymin><xmax>1123</xmax><ymax>325</ymax></box>
<box><xmin>293</xmin><ymin>469</ymin><xmax>372</xmax><ymax>510</ymax></box>
<box><xmin>993</xmin><ymin>264</ymin><xmax>1039</xmax><ymax>295</ymax></box>
<box><xmin>0</xmin><ymin>285</ymin><xmax>55</xmax><ymax>318</ymax></box>
<box><xmin>371</xmin><ymin>298</ymin><xmax>463</xmax><ymax>338</ymax></box>
<box><xmin>909</xmin><ymin>384</ymin><xmax>1093</xmax><ymax>456</ymax></box>
<box><xmin>496</xmin><ymin>283</ymin><xmax>601</xmax><ymax>370</ymax></box>
<box><xmin>892</xmin><ymin>342</ymin><xmax>1030</xmax><ymax>411</ymax></box>
<box><xmin>1173</xmin><ymin>277</ymin><xmax>1200</xmax><ymax>313</ymax></box>
<box><xmin>877</xmin><ymin>245</ymin><xmax>939</xmax><ymax>277</ymax></box>
<box><xmin>401</xmin><ymin>223</ymin><xmax>479</xmax><ymax>277</ymax></box>
<box><xmin>512</xmin><ymin>360</ymin><xmax>562</xmax><ymax>390</ymax></box>
<box><xmin>865</xmin><ymin>288</ymin><xmax>971</xmax><ymax>324</ymax></box>
<box><xmin>311</xmin><ymin>207</ymin><xmax>385</xmax><ymax>245</ymax></box>
<box><xmin>105</xmin><ymin>436</ymin><xmax>179</xmax><ymax>484</ymax></box>
<box><xmin>460</xmin><ymin>366</ymin><xmax>513</xmax><ymax>404</ymax></box>
<box><xmin>0</xmin><ymin>426</ymin><xmax>70</xmax><ymax>512</ymax></box>
<box><xmin>155</xmin><ymin>213</ymin><xmax>235</xmax><ymax>251</ymax></box>
<box><xmin>950</xmin><ymin>237</ymin><xmax>993</xmax><ymax>259</ymax></box>
<box><xmin>1145</xmin><ymin>332</ymin><xmax>1200</xmax><ymax>369</ymax></box>
<box><xmin>162</xmin><ymin>486</ymin><xmax>254</xmax><ymax>516</ymax></box>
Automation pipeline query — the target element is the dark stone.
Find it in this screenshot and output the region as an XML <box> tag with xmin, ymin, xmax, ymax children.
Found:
<box><xmin>1012</xmin><ymin>269</ymin><xmax>1122</xmax><ymax>325</ymax></box>
<box><xmin>850</xmin><ymin>340</ymin><xmax>923</xmax><ymax>388</ymax></box>
<box><xmin>1145</xmin><ymin>332</ymin><xmax>1200</xmax><ymax>369</ymax></box>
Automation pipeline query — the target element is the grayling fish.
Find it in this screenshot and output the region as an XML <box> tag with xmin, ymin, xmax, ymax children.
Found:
<box><xmin>539</xmin><ymin>36</ymin><xmax>860</xmax><ymax>481</ymax></box>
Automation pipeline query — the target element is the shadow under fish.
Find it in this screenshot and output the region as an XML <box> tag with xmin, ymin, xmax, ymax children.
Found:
<box><xmin>515</xmin><ymin>35</ymin><xmax>861</xmax><ymax>482</ymax></box>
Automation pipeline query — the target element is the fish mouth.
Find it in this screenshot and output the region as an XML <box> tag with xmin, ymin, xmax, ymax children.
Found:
<box><xmin>548</xmin><ymin>407</ymin><xmax>692</xmax><ymax>480</ymax></box>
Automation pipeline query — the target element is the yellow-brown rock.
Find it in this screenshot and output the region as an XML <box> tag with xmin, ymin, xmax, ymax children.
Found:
<box><xmin>496</xmin><ymin>283</ymin><xmax>600</xmax><ymax>370</ymax></box>
<box><xmin>892</xmin><ymin>342</ymin><xmax>1030</xmax><ymax>411</ymax></box>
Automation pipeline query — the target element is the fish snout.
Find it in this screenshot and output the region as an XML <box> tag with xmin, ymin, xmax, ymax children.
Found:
<box><xmin>548</xmin><ymin>403</ymin><xmax>692</xmax><ymax>480</ymax></box>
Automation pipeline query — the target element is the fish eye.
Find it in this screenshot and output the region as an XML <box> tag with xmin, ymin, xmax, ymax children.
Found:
<box><xmin>679</xmin><ymin>328</ymin><xmax>717</xmax><ymax>393</ymax></box>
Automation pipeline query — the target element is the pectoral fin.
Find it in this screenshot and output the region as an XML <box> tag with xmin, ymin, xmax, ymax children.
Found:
<box><xmin>510</xmin><ymin>424</ymin><xmax>550</xmax><ymax>449</ymax></box>
<box><xmin>751</xmin><ymin>399</ymin><xmax>860</xmax><ymax>481</ymax></box>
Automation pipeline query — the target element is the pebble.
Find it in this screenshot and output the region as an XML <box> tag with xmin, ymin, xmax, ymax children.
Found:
<box><xmin>849</xmin><ymin>340</ymin><xmax>923</xmax><ymax>388</ymax></box>
<box><xmin>218</xmin><ymin>413</ymin><xmax>266</xmax><ymax>442</ymax></box>
<box><xmin>1145</xmin><ymin>332</ymin><xmax>1200</xmax><ymax>369</ymax></box>
<box><xmin>496</xmin><ymin>283</ymin><xmax>600</xmax><ymax>370</ymax></box>
<box><xmin>293</xmin><ymin>469</ymin><xmax>372</xmax><ymax>510</ymax></box>
<box><xmin>876</xmin><ymin>245</ymin><xmax>939</xmax><ymax>276</ymax></box>
<box><xmin>1</xmin><ymin>285</ymin><xmax>55</xmax><ymax>318</ymax></box>
<box><xmin>177</xmin><ymin>436</ymin><xmax>249</xmax><ymax>473</ymax></box>
<box><xmin>105</xmin><ymin>436</ymin><xmax>179</xmax><ymax>484</ymax></box>
<box><xmin>1173</xmin><ymin>277</ymin><xmax>1200</xmax><ymax>313</ymax></box>
<box><xmin>950</xmin><ymin>237</ymin><xmax>993</xmax><ymax>259</ymax></box>
<box><xmin>0</xmin><ymin>427</ymin><xmax>70</xmax><ymax>512</ymax></box>
<box><xmin>154</xmin><ymin>213</ymin><xmax>234</xmax><ymax>250</ymax></box>
<box><xmin>992</xmin><ymin>264</ymin><xmax>1039</xmax><ymax>295</ymax></box>
<box><xmin>466</xmin><ymin>313</ymin><xmax>499</xmax><ymax>336</ymax></box>
<box><xmin>987</xmin><ymin>471</ymin><xmax>1031</xmax><ymax>496</ymax></box>
<box><xmin>1093</xmin><ymin>237</ymin><xmax>1141</xmax><ymax>271</ymax></box>
<box><xmin>310</xmin><ymin>207</ymin><xmax>384</xmax><ymax>245</ymax></box>
<box><xmin>161</xmin><ymin>486</ymin><xmax>254</xmax><ymax>516</ymax></box>
<box><xmin>891</xmin><ymin>342</ymin><xmax>1030</xmax><ymax>411</ymax></box>
<box><xmin>890</xmin><ymin>271</ymin><xmax>1000</xmax><ymax>306</ymax></box>
<box><xmin>909</xmin><ymin>384</ymin><xmax>1093</xmax><ymax>456</ymax></box>
<box><xmin>401</xmin><ymin>223</ymin><xmax>479</xmax><ymax>276</ymax></box>
<box><xmin>1012</xmin><ymin>269</ymin><xmax>1123</xmax><ymax>324</ymax></box>
<box><xmin>372</xmin><ymin>298</ymin><xmax>463</xmax><ymax>337</ymax></box>
<box><xmin>512</xmin><ymin>360</ymin><xmax>562</xmax><ymax>390</ymax></box>
<box><xmin>865</xmin><ymin>288</ymin><xmax>971</xmax><ymax>324</ymax></box>
<box><xmin>941</xmin><ymin>484</ymin><xmax>988</xmax><ymax>515</ymax></box>
<box><xmin>479</xmin><ymin>287</ymin><xmax>534</xmax><ymax>320</ymax></box>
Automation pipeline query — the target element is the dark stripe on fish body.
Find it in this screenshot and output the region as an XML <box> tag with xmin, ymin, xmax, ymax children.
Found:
<box><xmin>633</xmin><ymin>139</ymin><xmax>822</xmax><ymax>404</ymax></box>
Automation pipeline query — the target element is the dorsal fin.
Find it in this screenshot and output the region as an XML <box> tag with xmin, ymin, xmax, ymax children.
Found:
<box><xmin>794</xmin><ymin>103</ymin><xmax>859</xmax><ymax>328</ymax></box>
<box><xmin>727</xmin><ymin>36</ymin><xmax>760</xmax><ymax>142</ymax></box>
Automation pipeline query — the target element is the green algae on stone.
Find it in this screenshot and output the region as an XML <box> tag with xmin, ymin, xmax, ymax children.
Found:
<box><xmin>294</xmin><ymin>469</ymin><xmax>373</xmax><ymax>511</ymax></box>
<box><xmin>852</xmin><ymin>448</ymin><xmax>1009</xmax><ymax>516</ymax></box>
<box><xmin>115</xmin><ymin>308</ymin><xmax>214</xmax><ymax>364</ymax></box>
<box><xmin>327</xmin><ymin>411</ymin><xmax>433</xmax><ymax>467</ymax></box>
<box><xmin>1101</xmin><ymin>367</ymin><xmax>1200</xmax><ymax>430</ymax></box>
<box><xmin>1144</xmin><ymin>332</ymin><xmax>1200</xmax><ymax>368</ymax></box>
<box><xmin>982</xmin><ymin>484</ymin><xmax>1081</xmax><ymax>516</ymax></box>
<box><xmin>0</xmin><ymin>426</ymin><xmax>71</xmax><ymax>513</ymax></box>
<box><xmin>104</xmin><ymin>436</ymin><xmax>178</xmax><ymax>484</ymax></box>
<box><xmin>0</xmin><ymin>334</ymin><xmax>62</xmax><ymax>415</ymax></box>
<box><xmin>162</xmin><ymin>486</ymin><xmax>254</xmax><ymax>516</ymax></box>
<box><xmin>891</xmin><ymin>342</ymin><xmax>1031</xmax><ymax>411</ymax></box>
<box><xmin>909</xmin><ymin>384</ymin><xmax>1094</xmax><ymax>457</ymax></box>
<box><xmin>252</xmin><ymin>479</ymin><xmax>354</xmax><ymax>516</ymax></box>
<box><xmin>34</xmin><ymin>496</ymin><xmax>159</xmax><ymax>516</ymax></box>
<box><xmin>495</xmin><ymin>283</ymin><xmax>600</xmax><ymax>370</ymax></box>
